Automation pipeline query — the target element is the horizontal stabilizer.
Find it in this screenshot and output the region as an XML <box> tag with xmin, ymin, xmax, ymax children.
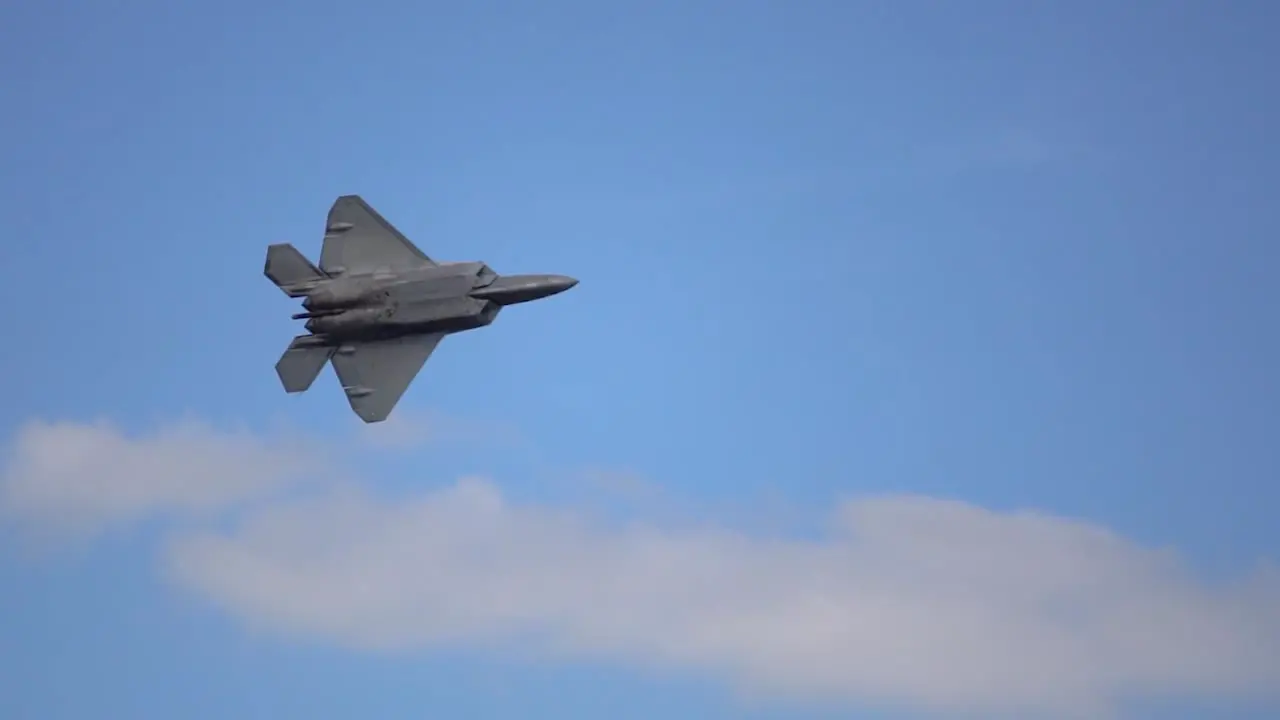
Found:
<box><xmin>276</xmin><ymin>336</ymin><xmax>334</xmax><ymax>393</ymax></box>
<box><xmin>265</xmin><ymin>243</ymin><xmax>325</xmax><ymax>296</ymax></box>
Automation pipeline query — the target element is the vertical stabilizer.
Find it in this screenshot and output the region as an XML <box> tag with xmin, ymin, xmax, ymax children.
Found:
<box><xmin>276</xmin><ymin>336</ymin><xmax>334</xmax><ymax>393</ymax></box>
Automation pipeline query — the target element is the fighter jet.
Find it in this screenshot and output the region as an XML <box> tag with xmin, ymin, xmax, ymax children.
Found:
<box><xmin>264</xmin><ymin>194</ymin><xmax>577</xmax><ymax>423</ymax></box>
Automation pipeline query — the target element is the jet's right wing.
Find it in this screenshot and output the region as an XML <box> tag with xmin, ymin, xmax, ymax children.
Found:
<box><xmin>330</xmin><ymin>333</ymin><xmax>446</xmax><ymax>423</ymax></box>
<box><xmin>319</xmin><ymin>195</ymin><xmax>436</xmax><ymax>276</ymax></box>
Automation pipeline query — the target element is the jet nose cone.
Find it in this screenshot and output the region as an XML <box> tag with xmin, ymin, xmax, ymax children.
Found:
<box><xmin>536</xmin><ymin>274</ymin><xmax>577</xmax><ymax>300</ymax></box>
<box><xmin>469</xmin><ymin>273</ymin><xmax>579</xmax><ymax>305</ymax></box>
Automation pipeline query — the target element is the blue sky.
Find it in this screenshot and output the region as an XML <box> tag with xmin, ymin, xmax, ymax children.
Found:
<box><xmin>2</xmin><ymin>1</ymin><xmax>1278</xmax><ymax>718</ymax></box>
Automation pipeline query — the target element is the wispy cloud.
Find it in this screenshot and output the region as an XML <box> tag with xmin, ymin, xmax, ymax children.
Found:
<box><xmin>0</xmin><ymin>419</ymin><xmax>322</xmax><ymax>540</ymax></box>
<box><xmin>903</xmin><ymin>130</ymin><xmax>1094</xmax><ymax>179</ymax></box>
<box><xmin>357</xmin><ymin>408</ymin><xmax>529</xmax><ymax>451</ymax></box>
<box><xmin>3</xmin><ymin>419</ymin><xmax>1278</xmax><ymax>718</ymax></box>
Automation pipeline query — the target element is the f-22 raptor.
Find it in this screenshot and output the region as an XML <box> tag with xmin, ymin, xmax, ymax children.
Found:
<box><xmin>264</xmin><ymin>194</ymin><xmax>577</xmax><ymax>423</ymax></box>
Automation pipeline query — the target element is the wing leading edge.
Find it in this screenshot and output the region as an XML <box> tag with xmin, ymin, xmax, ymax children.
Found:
<box><xmin>319</xmin><ymin>195</ymin><xmax>436</xmax><ymax>276</ymax></box>
<box><xmin>330</xmin><ymin>334</ymin><xmax>446</xmax><ymax>423</ymax></box>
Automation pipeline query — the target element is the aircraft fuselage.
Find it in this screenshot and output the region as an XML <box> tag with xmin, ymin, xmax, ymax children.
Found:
<box><xmin>294</xmin><ymin>263</ymin><xmax>576</xmax><ymax>344</ymax></box>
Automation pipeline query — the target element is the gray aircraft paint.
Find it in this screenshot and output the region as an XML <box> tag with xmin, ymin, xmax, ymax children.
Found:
<box><xmin>265</xmin><ymin>195</ymin><xmax>577</xmax><ymax>423</ymax></box>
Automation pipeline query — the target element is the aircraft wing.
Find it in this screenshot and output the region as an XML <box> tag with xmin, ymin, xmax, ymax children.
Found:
<box><xmin>330</xmin><ymin>333</ymin><xmax>445</xmax><ymax>423</ymax></box>
<box><xmin>320</xmin><ymin>195</ymin><xmax>436</xmax><ymax>276</ymax></box>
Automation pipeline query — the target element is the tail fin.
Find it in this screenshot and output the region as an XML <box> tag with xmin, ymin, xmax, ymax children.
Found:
<box><xmin>265</xmin><ymin>243</ymin><xmax>325</xmax><ymax>297</ymax></box>
<box><xmin>275</xmin><ymin>336</ymin><xmax>334</xmax><ymax>393</ymax></box>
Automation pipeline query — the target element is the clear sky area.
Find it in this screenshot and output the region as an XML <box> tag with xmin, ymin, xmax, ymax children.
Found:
<box><xmin>2</xmin><ymin>2</ymin><xmax>1278</xmax><ymax>719</ymax></box>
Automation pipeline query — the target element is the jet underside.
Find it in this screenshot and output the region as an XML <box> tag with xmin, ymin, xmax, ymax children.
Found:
<box><xmin>297</xmin><ymin>265</ymin><xmax>504</xmax><ymax>343</ymax></box>
<box><xmin>263</xmin><ymin>194</ymin><xmax>576</xmax><ymax>423</ymax></box>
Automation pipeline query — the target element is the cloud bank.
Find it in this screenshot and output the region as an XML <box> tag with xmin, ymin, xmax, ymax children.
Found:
<box><xmin>0</xmin><ymin>420</ymin><xmax>319</xmax><ymax>537</ymax></box>
<box><xmin>3</xmin><ymin>420</ymin><xmax>1279</xmax><ymax>718</ymax></box>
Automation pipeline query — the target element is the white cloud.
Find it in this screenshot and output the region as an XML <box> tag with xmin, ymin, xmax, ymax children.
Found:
<box><xmin>169</xmin><ymin>483</ymin><xmax>1280</xmax><ymax>718</ymax></box>
<box><xmin>4</xmin><ymin>420</ymin><xmax>1279</xmax><ymax>718</ymax></box>
<box><xmin>0</xmin><ymin>419</ymin><xmax>320</xmax><ymax>537</ymax></box>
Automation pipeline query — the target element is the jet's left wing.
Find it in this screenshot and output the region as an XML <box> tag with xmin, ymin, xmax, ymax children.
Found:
<box><xmin>319</xmin><ymin>195</ymin><xmax>436</xmax><ymax>276</ymax></box>
<box><xmin>330</xmin><ymin>333</ymin><xmax>445</xmax><ymax>423</ymax></box>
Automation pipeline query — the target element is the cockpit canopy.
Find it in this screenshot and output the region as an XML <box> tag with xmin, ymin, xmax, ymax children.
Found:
<box><xmin>475</xmin><ymin>263</ymin><xmax>498</xmax><ymax>288</ymax></box>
